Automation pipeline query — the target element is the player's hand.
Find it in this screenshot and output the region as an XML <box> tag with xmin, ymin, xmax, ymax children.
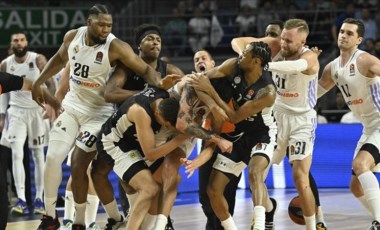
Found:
<box><xmin>188</xmin><ymin>73</ymin><xmax>213</xmax><ymax>92</ymax></box>
<box><xmin>41</xmin><ymin>88</ymin><xmax>62</xmax><ymax>118</ymax></box>
<box><xmin>31</xmin><ymin>83</ymin><xmax>45</xmax><ymax>108</ymax></box>
<box><xmin>216</xmin><ymin>138</ymin><xmax>233</xmax><ymax>153</ymax></box>
<box><xmin>43</xmin><ymin>104</ymin><xmax>56</xmax><ymax>120</ymax></box>
<box><xmin>180</xmin><ymin>158</ymin><xmax>199</xmax><ymax>178</ymax></box>
<box><xmin>310</xmin><ymin>46</ymin><xmax>322</xmax><ymax>56</ymax></box>
<box><xmin>158</xmin><ymin>74</ymin><xmax>182</xmax><ymax>90</ymax></box>
<box><xmin>210</xmin><ymin>105</ymin><xmax>229</xmax><ymax>123</ymax></box>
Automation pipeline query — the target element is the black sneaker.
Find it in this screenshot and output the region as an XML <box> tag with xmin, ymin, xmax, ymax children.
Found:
<box><xmin>71</xmin><ymin>224</ymin><xmax>86</xmax><ymax>230</ymax></box>
<box><xmin>165</xmin><ymin>216</ymin><xmax>175</xmax><ymax>230</ymax></box>
<box><xmin>36</xmin><ymin>214</ymin><xmax>60</xmax><ymax>230</ymax></box>
<box><xmin>369</xmin><ymin>220</ymin><xmax>380</xmax><ymax>230</ymax></box>
<box><xmin>104</xmin><ymin>215</ymin><xmax>125</xmax><ymax>230</ymax></box>
<box><xmin>265</xmin><ymin>198</ymin><xmax>278</xmax><ymax>230</ymax></box>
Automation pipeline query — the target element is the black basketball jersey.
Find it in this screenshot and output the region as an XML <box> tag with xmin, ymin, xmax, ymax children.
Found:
<box><xmin>123</xmin><ymin>59</ymin><xmax>168</xmax><ymax>90</ymax></box>
<box><xmin>227</xmin><ymin>65</ymin><xmax>276</xmax><ymax>134</ymax></box>
<box><xmin>100</xmin><ymin>87</ymin><xmax>170</xmax><ymax>155</ymax></box>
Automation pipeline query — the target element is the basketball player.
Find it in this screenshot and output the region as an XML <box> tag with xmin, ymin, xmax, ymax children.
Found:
<box><xmin>0</xmin><ymin>31</ymin><xmax>55</xmax><ymax>215</ymax></box>
<box><xmin>186</xmin><ymin>49</ymin><xmax>241</xmax><ymax>230</ymax></box>
<box><xmin>184</xmin><ymin>41</ymin><xmax>276</xmax><ymax>230</ymax></box>
<box><xmin>265</xmin><ymin>19</ymin><xmax>319</xmax><ymax>230</ymax></box>
<box><xmin>96</xmin><ymin>86</ymin><xmax>187</xmax><ymax>230</ymax></box>
<box><xmin>31</xmin><ymin>4</ymin><xmax>180</xmax><ymax>230</ymax></box>
<box><xmin>0</xmin><ymin>72</ymin><xmax>57</xmax><ymax>229</ymax></box>
<box><xmin>93</xmin><ymin>23</ymin><xmax>232</xmax><ymax>229</ymax></box>
<box><xmin>317</xmin><ymin>18</ymin><xmax>380</xmax><ymax>230</ymax></box>
<box><xmin>52</xmin><ymin>63</ymin><xmax>100</xmax><ymax>230</ymax></box>
<box><xmin>232</xmin><ymin>21</ymin><xmax>328</xmax><ymax>230</ymax></box>
<box><xmin>91</xmin><ymin>23</ymin><xmax>185</xmax><ymax>229</ymax></box>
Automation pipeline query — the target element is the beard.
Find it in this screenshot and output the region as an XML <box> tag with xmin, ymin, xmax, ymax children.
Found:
<box><xmin>12</xmin><ymin>46</ymin><xmax>28</xmax><ymax>57</ymax></box>
<box><xmin>280</xmin><ymin>49</ymin><xmax>297</xmax><ymax>58</ymax></box>
<box><xmin>90</xmin><ymin>34</ymin><xmax>106</xmax><ymax>45</ymax></box>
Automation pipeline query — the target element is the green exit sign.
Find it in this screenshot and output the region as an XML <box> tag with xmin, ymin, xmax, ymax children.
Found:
<box><xmin>0</xmin><ymin>7</ymin><xmax>88</xmax><ymax>48</ymax></box>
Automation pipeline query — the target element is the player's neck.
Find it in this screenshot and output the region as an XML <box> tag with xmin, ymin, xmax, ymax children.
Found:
<box><xmin>339</xmin><ymin>47</ymin><xmax>358</xmax><ymax>66</ymax></box>
<box><xmin>244</xmin><ymin>68</ymin><xmax>262</xmax><ymax>85</ymax></box>
<box><xmin>141</xmin><ymin>54</ymin><xmax>158</xmax><ymax>69</ymax></box>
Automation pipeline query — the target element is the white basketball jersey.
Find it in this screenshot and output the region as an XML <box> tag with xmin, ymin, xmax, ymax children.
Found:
<box><xmin>64</xmin><ymin>26</ymin><xmax>115</xmax><ymax>116</ymax></box>
<box><xmin>330</xmin><ymin>49</ymin><xmax>380</xmax><ymax>128</ymax></box>
<box><xmin>272</xmin><ymin>48</ymin><xmax>318</xmax><ymax>114</ymax></box>
<box><xmin>5</xmin><ymin>52</ymin><xmax>40</xmax><ymax>109</ymax></box>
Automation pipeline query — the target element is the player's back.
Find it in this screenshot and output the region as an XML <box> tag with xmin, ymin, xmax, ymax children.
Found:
<box><xmin>101</xmin><ymin>87</ymin><xmax>170</xmax><ymax>155</ymax></box>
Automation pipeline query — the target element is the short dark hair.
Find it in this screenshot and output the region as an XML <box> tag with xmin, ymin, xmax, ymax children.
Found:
<box><xmin>196</xmin><ymin>49</ymin><xmax>214</xmax><ymax>61</ymax></box>
<box><xmin>343</xmin><ymin>18</ymin><xmax>365</xmax><ymax>38</ymax></box>
<box><xmin>268</xmin><ymin>20</ymin><xmax>284</xmax><ymax>30</ymax></box>
<box><xmin>134</xmin><ymin>24</ymin><xmax>162</xmax><ymax>46</ymax></box>
<box><xmin>158</xmin><ymin>97</ymin><xmax>179</xmax><ymax>127</ymax></box>
<box><xmin>10</xmin><ymin>31</ymin><xmax>27</xmax><ymax>41</ymax></box>
<box><xmin>88</xmin><ymin>4</ymin><xmax>111</xmax><ymax>17</ymax></box>
<box><xmin>249</xmin><ymin>41</ymin><xmax>271</xmax><ymax>68</ymax></box>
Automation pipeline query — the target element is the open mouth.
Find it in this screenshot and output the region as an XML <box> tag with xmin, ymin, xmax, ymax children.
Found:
<box><xmin>198</xmin><ymin>64</ymin><xmax>206</xmax><ymax>72</ymax></box>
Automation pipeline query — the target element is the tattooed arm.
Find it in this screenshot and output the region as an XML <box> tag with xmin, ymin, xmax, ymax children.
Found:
<box><xmin>203</xmin><ymin>81</ymin><xmax>276</xmax><ymax>124</ymax></box>
<box><xmin>176</xmin><ymin>82</ymin><xmax>232</xmax><ymax>153</ymax></box>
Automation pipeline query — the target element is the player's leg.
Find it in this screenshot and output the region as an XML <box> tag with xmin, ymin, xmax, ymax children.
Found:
<box><xmin>207</xmin><ymin>169</ymin><xmax>235</xmax><ymax>230</ymax></box>
<box><xmin>70</xmin><ymin>147</ymin><xmax>96</xmax><ymax>228</ymax></box>
<box><xmin>30</xmin><ymin>146</ymin><xmax>45</xmax><ymax>214</ymax></box>
<box><xmin>91</xmin><ymin>145</ymin><xmax>125</xmax><ymax>229</ymax></box>
<box><xmin>249</xmin><ymin>142</ymin><xmax>274</xmax><ymax>230</ymax></box>
<box><xmin>38</xmin><ymin>110</ymin><xmax>78</xmax><ymax>229</ymax></box>
<box><xmin>126</xmin><ymin>169</ymin><xmax>159</xmax><ymax>230</ymax></box>
<box><xmin>308</xmin><ymin>172</ymin><xmax>328</xmax><ymax>229</ymax></box>
<box><xmin>292</xmin><ymin>156</ymin><xmax>316</xmax><ymax>229</ymax></box>
<box><xmin>199</xmin><ymin>151</ymin><xmax>221</xmax><ymax>229</ymax></box>
<box><xmin>7</xmin><ymin>112</ymin><xmax>29</xmax><ymax>214</ymax></box>
<box><xmin>85</xmin><ymin>166</ymin><xmax>100</xmax><ymax>229</ymax></box>
<box><xmin>154</xmin><ymin>148</ymin><xmax>186</xmax><ymax>229</ymax></box>
<box><xmin>0</xmin><ymin>152</ymin><xmax>8</xmax><ymax>229</ymax></box>
<box><xmin>352</xmin><ymin>139</ymin><xmax>380</xmax><ymax>229</ymax></box>
<box><xmin>28</xmin><ymin>112</ymin><xmax>48</xmax><ymax>215</ymax></box>
<box><xmin>71</xmin><ymin>116</ymin><xmax>104</xmax><ymax>228</ymax></box>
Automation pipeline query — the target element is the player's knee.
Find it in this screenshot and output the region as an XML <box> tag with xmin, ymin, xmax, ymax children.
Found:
<box><xmin>293</xmin><ymin>176</ymin><xmax>309</xmax><ymax>193</ymax></box>
<box><xmin>206</xmin><ymin>183</ymin><xmax>221</xmax><ymax>200</ymax></box>
<box><xmin>140</xmin><ymin>182</ymin><xmax>159</xmax><ymax>199</ymax></box>
<box><xmin>352</xmin><ymin>158</ymin><xmax>370</xmax><ymax>175</ymax></box>
<box><xmin>248</xmin><ymin>167</ymin><xmax>264</xmax><ymax>185</ymax></box>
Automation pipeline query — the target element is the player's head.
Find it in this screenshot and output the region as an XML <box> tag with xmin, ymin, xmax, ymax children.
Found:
<box><xmin>10</xmin><ymin>32</ymin><xmax>28</xmax><ymax>58</ymax></box>
<box><xmin>238</xmin><ymin>41</ymin><xmax>271</xmax><ymax>69</ymax></box>
<box><xmin>280</xmin><ymin>18</ymin><xmax>309</xmax><ymax>58</ymax></box>
<box><xmin>338</xmin><ymin>18</ymin><xmax>365</xmax><ymax>50</ymax></box>
<box><xmin>135</xmin><ymin>24</ymin><xmax>162</xmax><ymax>59</ymax></box>
<box><xmin>87</xmin><ymin>4</ymin><xmax>112</xmax><ymax>45</ymax></box>
<box><xmin>193</xmin><ymin>49</ymin><xmax>215</xmax><ymax>73</ymax></box>
<box><xmin>265</xmin><ymin>20</ymin><xmax>283</xmax><ymax>38</ymax></box>
<box><xmin>156</xmin><ymin>97</ymin><xmax>180</xmax><ymax>128</ymax></box>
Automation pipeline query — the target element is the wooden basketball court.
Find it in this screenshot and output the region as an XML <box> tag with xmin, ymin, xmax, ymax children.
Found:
<box><xmin>5</xmin><ymin>188</ymin><xmax>371</xmax><ymax>230</ymax></box>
